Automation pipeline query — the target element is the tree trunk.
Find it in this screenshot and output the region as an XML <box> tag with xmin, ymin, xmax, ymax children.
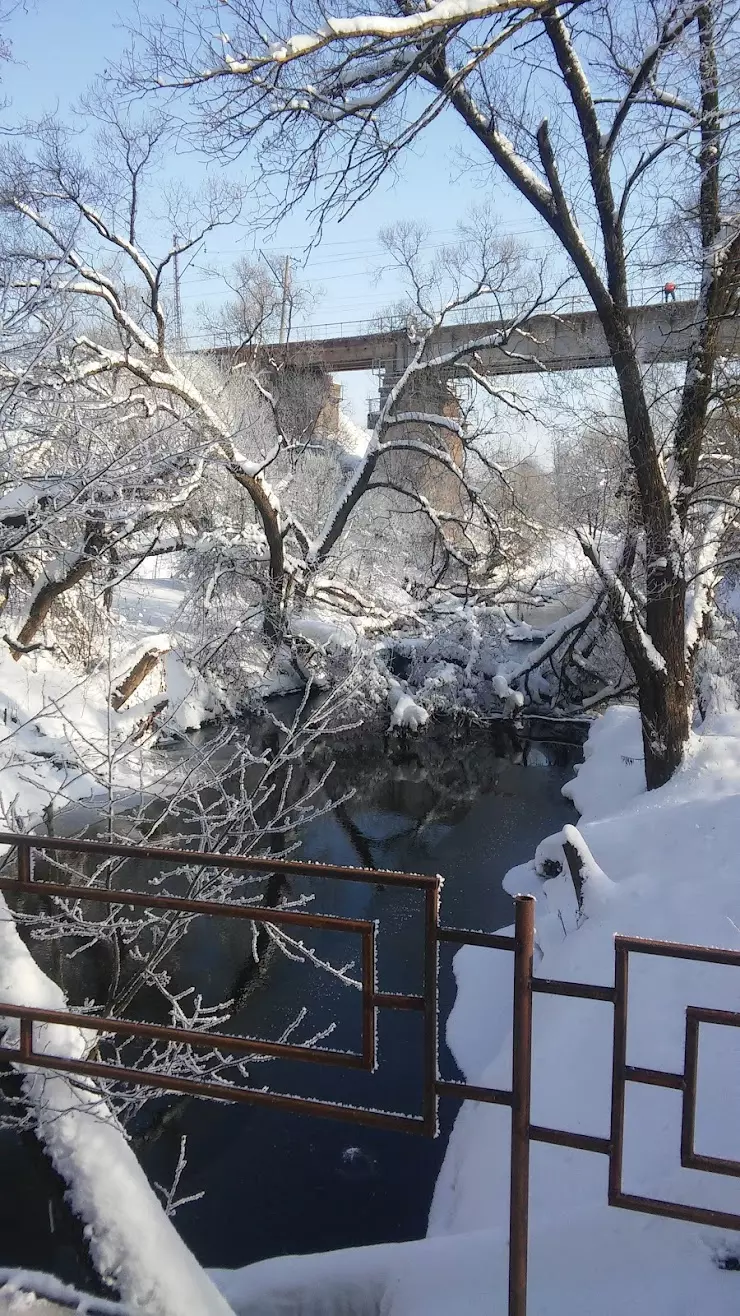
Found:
<box><xmin>610</xmin><ymin>326</ymin><xmax>689</xmax><ymax>786</ymax></box>
<box><xmin>579</xmin><ymin>531</ymin><xmax>689</xmax><ymax>790</ymax></box>
<box><xmin>12</xmin><ymin>531</ymin><xmax>104</xmax><ymax>659</ymax></box>
<box><xmin>103</xmin><ymin>544</ymin><xmax>119</xmax><ymax>612</ymax></box>
<box><xmin>229</xmin><ymin>467</ymin><xmax>285</xmax><ymax>641</ymax></box>
<box><xmin>636</xmin><ymin>581</ymin><xmax>689</xmax><ymax>789</ymax></box>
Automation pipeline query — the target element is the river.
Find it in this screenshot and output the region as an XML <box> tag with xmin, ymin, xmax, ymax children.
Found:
<box><xmin>0</xmin><ymin>717</ymin><xmax>579</xmax><ymax>1290</ymax></box>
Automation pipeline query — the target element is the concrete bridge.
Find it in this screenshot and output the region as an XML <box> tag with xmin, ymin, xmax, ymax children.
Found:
<box><xmin>230</xmin><ymin>298</ymin><xmax>738</xmax><ymax>380</ymax></box>
<box><xmin>208</xmin><ymin>298</ymin><xmax>738</xmax><ymax>436</ymax></box>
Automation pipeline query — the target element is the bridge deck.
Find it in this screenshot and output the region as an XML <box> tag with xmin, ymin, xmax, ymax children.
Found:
<box><xmin>211</xmin><ymin>300</ymin><xmax>739</xmax><ymax>379</ymax></box>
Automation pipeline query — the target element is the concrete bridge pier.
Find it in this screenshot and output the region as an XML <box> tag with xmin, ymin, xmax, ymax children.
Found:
<box><xmin>372</xmin><ymin>371</ymin><xmax>469</xmax><ymax>520</ymax></box>
<box><xmin>371</xmin><ymin>372</ymin><xmax>463</xmax><ymax>456</ymax></box>
<box><xmin>267</xmin><ymin>363</ymin><xmax>341</xmax><ymax>443</ymax></box>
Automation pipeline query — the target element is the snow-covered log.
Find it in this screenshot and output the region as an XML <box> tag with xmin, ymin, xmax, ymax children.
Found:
<box><xmin>0</xmin><ymin>890</ymin><xmax>234</xmax><ymax>1316</ymax></box>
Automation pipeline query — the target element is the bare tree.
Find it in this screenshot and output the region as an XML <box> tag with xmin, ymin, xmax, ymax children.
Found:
<box><xmin>136</xmin><ymin>0</ymin><xmax>740</xmax><ymax>786</ymax></box>
<box><xmin>1</xmin><ymin>396</ymin><xmax>208</xmax><ymax>659</ymax></box>
<box><xmin>0</xmin><ymin>111</ymin><xmax>547</xmax><ymax>652</ymax></box>
<box><xmin>204</xmin><ymin>253</ymin><xmax>315</xmax><ymax>348</ymax></box>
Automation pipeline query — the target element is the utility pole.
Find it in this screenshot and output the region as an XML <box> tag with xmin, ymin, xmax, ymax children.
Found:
<box><xmin>172</xmin><ymin>234</ymin><xmax>183</xmax><ymax>344</ymax></box>
<box><xmin>278</xmin><ymin>254</ymin><xmax>291</xmax><ymax>344</ymax></box>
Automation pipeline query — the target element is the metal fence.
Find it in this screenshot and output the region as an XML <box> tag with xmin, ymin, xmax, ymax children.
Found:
<box><xmin>0</xmin><ymin>831</ymin><xmax>739</xmax><ymax>1316</ymax></box>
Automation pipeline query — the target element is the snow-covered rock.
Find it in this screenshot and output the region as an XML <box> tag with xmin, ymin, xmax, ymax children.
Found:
<box><xmin>492</xmin><ymin>669</ymin><xmax>525</xmax><ymax>716</ymax></box>
<box><xmin>162</xmin><ymin>651</ymin><xmax>226</xmax><ymax>732</ymax></box>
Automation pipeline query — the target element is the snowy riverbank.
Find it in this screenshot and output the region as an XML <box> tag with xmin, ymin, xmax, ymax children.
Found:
<box><xmin>211</xmin><ymin>704</ymin><xmax>740</xmax><ymax>1314</ymax></box>
<box><xmin>0</xmin><ymin>545</ymin><xmax>597</xmax><ymax>836</ymax></box>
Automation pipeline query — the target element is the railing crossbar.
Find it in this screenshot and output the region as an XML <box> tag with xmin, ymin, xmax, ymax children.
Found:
<box><xmin>0</xmin><ymin>871</ymin><xmax>373</xmax><ymax>934</ymax></box>
<box><xmin>0</xmin><ymin>829</ymin><xmax>435</xmax><ymax>887</ymax></box>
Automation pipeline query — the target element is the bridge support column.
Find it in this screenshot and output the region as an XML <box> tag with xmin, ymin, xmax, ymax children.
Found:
<box><xmin>373</xmin><ymin>372</ymin><xmax>466</xmax><ymax>517</ymax></box>
<box><xmin>268</xmin><ymin>364</ymin><xmax>340</xmax><ymax>442</ymax></box>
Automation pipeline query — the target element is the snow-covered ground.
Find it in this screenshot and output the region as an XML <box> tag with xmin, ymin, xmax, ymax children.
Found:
<box><xmin>0</xmin><ymin>572</ymin><xmax>229</xmax><ymax>834</ymax></box>
<box><xmin>211</xmin><ymin>703</ymin><xmax>740</xmax><ymax>1314</ymax></box>
<box><xmin>0</xmin><ymin>526</ymin><xmax>620</xmax><ymax>840</ymax></box>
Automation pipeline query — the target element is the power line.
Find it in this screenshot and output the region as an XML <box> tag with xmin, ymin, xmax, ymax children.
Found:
<box><xmin>178</xmin><ymin>238</ymin><xmax>555</xmax><ymax>297</ymax></box>
<box><xmin>203</xmin><ymin>222</ymin><xmax>552</xmax><ymax>263</ymax></box>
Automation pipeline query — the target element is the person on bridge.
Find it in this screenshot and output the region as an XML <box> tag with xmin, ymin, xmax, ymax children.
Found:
<box><xmin>663</xmin><ymin>281</ymin><xmax>677</xmax><ymax>302</ymax></box>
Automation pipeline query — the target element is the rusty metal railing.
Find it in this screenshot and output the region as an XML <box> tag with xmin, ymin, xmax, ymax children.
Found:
<box><xmin>1</xmin><ymin>832</ymin><xmax>739</xmax><ymax>1315</ymax></box>
<box><xmin>0</xmin><ymin>831</ymin><xmax>441</xmax><ymax>1133</ymax></box>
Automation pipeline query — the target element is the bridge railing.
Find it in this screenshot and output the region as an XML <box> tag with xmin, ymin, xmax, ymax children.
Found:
<box><xmin>183</xmin><ymin>282</ymin><xmax>699</xmax><ymax>353</ymax></box>
<box><xmin>262</xmin><ymin>282</ymin><xmax>700</xmax><ymax>347</ymax></box>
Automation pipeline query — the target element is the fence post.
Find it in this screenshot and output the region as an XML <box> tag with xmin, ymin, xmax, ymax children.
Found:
<box><xmin>509</xmin><ymin>894</ymin><xmax>535</xmax><ymax>1316</ymax></box>
<box><xmin>19</xmin><ymin>1015</ymin><xmax>33</xmax><ymax>1061</ymax></box>
<box><xmin>17</xmin><ymin>838</ymin><xmax>32</xmax><ymax>885</ymax></box>
<box><xmin>422</xmin><ymin>880</ymin><xmax>440</xmax><ymax>1137</ymax></box>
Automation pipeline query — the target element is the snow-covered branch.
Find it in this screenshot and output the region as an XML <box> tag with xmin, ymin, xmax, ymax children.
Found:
<box><xmin>577</xmin><ymin>530</ymin><xmax>667</xmax><ymax>679</ymax></box>
<box><xmin>167</xmin><ymin>1</ymin><xmax>549</xmax><ymax>81</ymax></box>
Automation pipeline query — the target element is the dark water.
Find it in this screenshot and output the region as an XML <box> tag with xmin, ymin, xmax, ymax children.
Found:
<box><xmin>0</xmin><ymin>723</ymin><xmax>577</xmax><ymax>1286</ymax></box>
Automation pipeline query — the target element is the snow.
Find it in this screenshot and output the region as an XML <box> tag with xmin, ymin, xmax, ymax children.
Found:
<box><xmin>248</xmin><ymin>0</ymin><xmax>550</xmax><ymax>68</ymax></box>
<box><xmin>578</xmin><ymin>530</ymin><xmax>668</xmax><ymax>675</ymax></box>
<box><xmin>685</xmin><ymin>501</ymin><xmax>736</xmax><ymax>659</ymax></box>
<box><xmin>387</xmin><ymin>678</ymin><xmax>429</xmax><ymax>731</ymax></box>
<box><xmin>114</xmin><ymin>576</ymin><xmax>187</xmax><ymax>633</ymax></box>
<box><xmin>213</xmin><ymin>703</ymin><xmax>740</xmax><ymax>1314</ymax></box>
<box><xmin>0</xmin><ymin>482</ymin><xmax>56</xmax><ymax>517</ymax></box>
<box><xmin>504</xmin><ymin>619</ymin><xmax>548</xmax><ymax>642</ymax></box>
<box><xmin>0</xmin><ymin>1269</ymin><xmax>134</xmax><ymax>1313</ymax></box>
<box><xmin>492</xmin><ymin>669</ymin><xmax>524</xmax><ymax>716</ymax></box>
<box><xmin>560</xmin><ymin>702</ymin><xmax>646</xmax><ymax>815</ymax></box>
<box><xmin>162</xmin><ymin>650</ymin><xmax>225</xmax><ymax>732</ymax></box>
<box><xmin>335</xmin><ymin>412</ymin><xmax>371</xmax><ymax>460</ymax></box>
<box><xmin>0</xmin><ymin>571</ymin><xmax>235</xmax><ymax>838</ymax></box>
<box><xmin>394</xmin><ymin>604</ymin><xmax>510</xmax><ymax>713</ymax></box>
<box><xmin>531</xmin><ymin>821</ymin><xmax>615</xmax><ymax>922</ymax></box>
<box><xmin>435</xmin><ymin>703</ymin><xmax>740</xmax><ymax>1306</ymax></box>
<box><xmin>229</xmin><ymin>444</ymin><xmax>280</xmax><ymax>478</ymax></box>
<box><xmin>291</xmin><ymin>613</ymin><xmax>358</xmax><ymax>649</ymax></box>
<box><xmin>212</xmin><ymin>1246</ymin><xmax>395</xmax><ymax>1316</ymax></box>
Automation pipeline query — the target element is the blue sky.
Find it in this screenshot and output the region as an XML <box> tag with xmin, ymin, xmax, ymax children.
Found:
<box><xmin>1</xmin><ymin>0</ymin><xmax>556</xmax><ymax>427</ymax></box>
